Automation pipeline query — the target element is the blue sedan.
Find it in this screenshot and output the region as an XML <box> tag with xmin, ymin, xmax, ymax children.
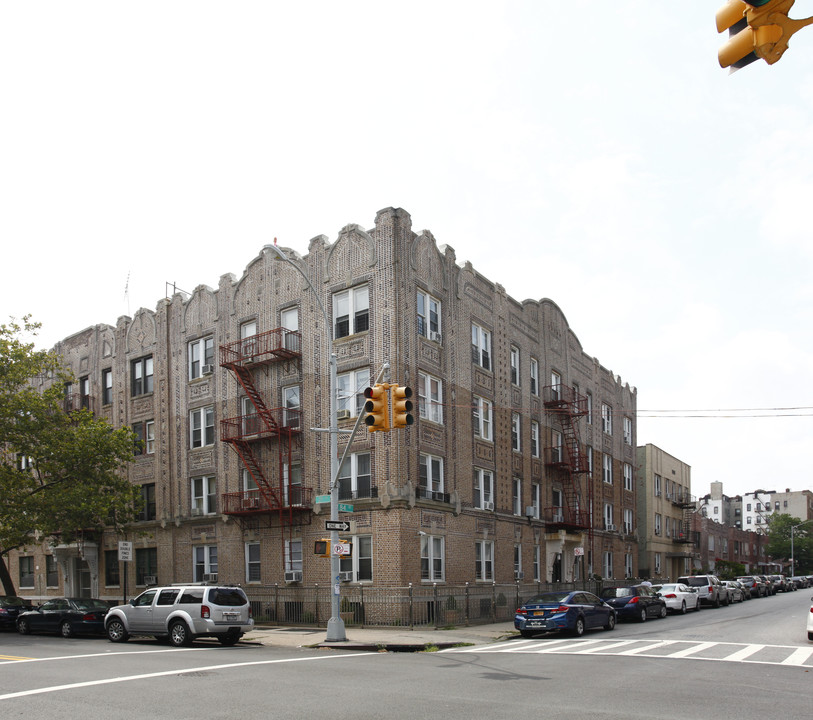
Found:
<box><xmin>514</xmin><ymin>590</ymin><xmax>616</xmax><ymax>638</ymax></box>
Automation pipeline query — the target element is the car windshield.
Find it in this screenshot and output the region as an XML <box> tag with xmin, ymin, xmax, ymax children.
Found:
<box><xmin>601</xmin><ymin>587</ymin><xmax>634</xmax><ymax>598</ymax></box>
<box><xmin>657</xmin><ymin>585</ymin><xmax>677</xmax><ymax>592</ymax></box>
<box><xmin>524</xmin><ymin>592</ymin><xmax>571</xmax><ymax>605</ymax></box>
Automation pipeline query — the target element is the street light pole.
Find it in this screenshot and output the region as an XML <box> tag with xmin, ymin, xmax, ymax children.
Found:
<box><xmin>267</xmin><ymin>242</ymin><xmax>346</xmax><ymax>642</ymax></box>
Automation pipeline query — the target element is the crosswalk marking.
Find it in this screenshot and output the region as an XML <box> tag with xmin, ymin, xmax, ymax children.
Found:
<box><xmin>447</xmin><ymin>638</ymin><xmax>813</xmax><ymax>668</ymax></box>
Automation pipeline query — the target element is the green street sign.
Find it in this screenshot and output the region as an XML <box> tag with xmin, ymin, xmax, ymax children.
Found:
<box><xmin>338</xmin><ymin>503</ymin><xmax>354</xmax><ymax>513</ymax></box>
<box><xmin>315</xmin><ymin>495</ymin><xmax>331</xmax><ymax>504</ymax></box>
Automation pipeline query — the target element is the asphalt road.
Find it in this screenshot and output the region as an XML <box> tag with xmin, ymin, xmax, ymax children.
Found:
<box><xmin>1</xmin><ymin>588</ymin><xmax>810</xmax><ymax>719</ymax></box>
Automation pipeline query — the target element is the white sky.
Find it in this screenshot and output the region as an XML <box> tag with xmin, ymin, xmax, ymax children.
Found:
<box><xmin>2</xmin><ymin>1</ymin><xmax>812</xmax><ymax>502</ymax></box>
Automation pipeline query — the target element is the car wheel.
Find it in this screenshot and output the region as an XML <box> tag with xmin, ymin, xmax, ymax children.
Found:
<box><xmin>107</xmin><ymin>619</ymin><xmax>129</xmax><ymax>643</ymax></box>
<box><xmin>638</xmin><ymin>608</ymin><xmax>647</xmax><ymax>623</ymax></box>
<box><xmin>169</xmin><ymin>620</ymin><xmax>193</xmax><ymax>647</ymax></box>
<box><xmin>17</xmin><ymin>618</ymin><xmax>30</xmax><ymax>635</ymax></box>
<box><xmin>809</xmin><ymin>631</ymin><xmax>813</xmax><ymax>641</ymax></box>
<box><xmin>572</xmin><ymin>617</ymin><xmax>585</xmax><ymax>637</ymax></box>
<box><xmin>680</xmin><ymin>601</ymin><xmax>687</xmax><ymax>615</ymax></box>
<box><xmin>219</xmin><ymin>630</ymin><xmax>240</xmax><ymax>646</ymax></box>
<box><xmin>658</xmin><ymin>605</ymin><xmax>668</xmax><ymax>619</ymax></box>
<box><xmin>60</xmin><ymin>621</ymin><xmax>74</xmax><ymax>639</ymax></box>
<box><xmin>604</xmin><ymin>613</ymin><xmax>616</xmax><ymax>631</ymax></box>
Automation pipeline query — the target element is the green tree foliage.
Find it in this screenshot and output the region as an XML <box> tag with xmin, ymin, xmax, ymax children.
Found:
<box><xmin>766</xmin><ymin>513</ymin><xmax>813</xmax><ymax>575</ymax></box>
<box><xmin>713</xmin><ymin>560</ymin><xmax>745</xmax><ymax>580</ymax></box>
<box><xmin>0</xmin><ymin>318</ymin><xmax>139</xmax><ymax>594</ymax></box>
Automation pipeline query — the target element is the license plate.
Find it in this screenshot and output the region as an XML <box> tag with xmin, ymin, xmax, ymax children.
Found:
<box><xmin>532</xmin><ymin>610</ymin><xmax>546</xmax><ymax>616</ymax></box>
<box><xmin>223</xmin><ymin>612</ymin><xmax>239</xmax><ymax>620</ymax></box>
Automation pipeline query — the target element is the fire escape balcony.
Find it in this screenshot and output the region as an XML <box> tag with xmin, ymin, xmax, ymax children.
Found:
<box><xmin>219</xmin><ymin>327</ymin><xmax>301</xmax><ymax>367</ymax></box>
<box><xmin>543</xmin><ymin>505</ymin><xmax>590</xmax><ymax>531</ymax></box>
<box><xmin>671</xmin><ymin>491</ymin><xmax>696</xmax><ymax>508</ymax></box>
<box><xmin>221</xmin><ymin>487</ymin><xmax>314</xmax><ymax>515</ymax></box>
<box><xmin>63</xmin><ymin>394</ymin><xmax>95</xmax><ymax>414</ymax></box>
<box><xmin>220</xmin><ymin>409</ymin><xmax>301</xmax><ymax>443</ymax></box>
<box><xmin>542</xmin><ymin>383</ymin><xmax>588</xmax><ymax>417</ymax></box>
<box><xmin>672</xmin><ymin>522</ymin><xmax>699</xmax><ymax>545</ymax></box>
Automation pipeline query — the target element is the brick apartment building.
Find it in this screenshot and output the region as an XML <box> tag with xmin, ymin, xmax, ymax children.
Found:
<box><xmin>9</xmin><ymin>207</ymin><xmax>638</xmax><ymax>603</ymax></box>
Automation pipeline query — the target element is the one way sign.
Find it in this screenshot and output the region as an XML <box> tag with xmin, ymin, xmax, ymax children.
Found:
<box><xmin>325</xmin><ymin>520</ymin><xmax>351</xmax><ymax>532</ymax></box>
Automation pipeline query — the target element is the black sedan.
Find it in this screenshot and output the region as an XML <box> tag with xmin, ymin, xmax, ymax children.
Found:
<box><xmin>16</xmin><ymin>597</ymin><xmax>109</xmax><ymax>638</ymax></box>
<box><xmin>0</xmin><ymin>595</ymin><xmax>34</xmax><ymax>630</ymax></box>
<box><xmin>514</xmin><ymin>590</ymin><xmax>616</xmax><ymax>638</ymax></box>
<box><xmin>600</xmin><ymin>584</ymin><xmax>668</xmax><ymax>622</ymax></box>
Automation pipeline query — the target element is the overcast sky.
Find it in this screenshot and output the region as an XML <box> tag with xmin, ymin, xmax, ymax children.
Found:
<box><xmin>2</xmin><ymin>1</ymin><xmax>811</xmax><ymax>502</ymax></box>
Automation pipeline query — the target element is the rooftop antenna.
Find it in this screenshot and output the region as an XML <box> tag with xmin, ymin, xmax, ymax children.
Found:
<box><xmin>124</xmin><ymin>271</ymin><xmax>131</xmax><ymax>316</ymax></box>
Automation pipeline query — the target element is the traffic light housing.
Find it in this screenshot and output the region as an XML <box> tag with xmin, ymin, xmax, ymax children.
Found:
<box><xmin>363</xmin><ymin>384</ymin><xmax>390</xmax><ymax>432</ymax></box>
<box><xmin>717</xmin><ymin>0</ymin><xmax>813</xmax><ymax>71</ymax></box>
<box><xmin>391</xmin><ymin>386</ymin><xmax>414</xmax><ymax>429</ymax></box>
<box><xmin>314</xmin><ymin>539</ymin><xmax>331</xmax><ymax>557</ymax></box>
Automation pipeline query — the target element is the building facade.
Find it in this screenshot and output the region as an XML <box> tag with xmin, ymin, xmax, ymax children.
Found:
<box><xmin>9</xmin><ymin>207</ymin><xmax>638</xmax><ymax>603</ymax></box>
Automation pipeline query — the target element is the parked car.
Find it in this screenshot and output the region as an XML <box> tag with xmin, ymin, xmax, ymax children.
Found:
<box><xmin>514</xmin><ymin>590</ymin><xmax>616</xmax><ymax>638</ymax></box>
<box><xmin>768</xmin><ymin>574</ymin><xmax>791</xmax><ymax>593</ymax></box>
<box><xmin>105</xmin><ymin>584</ymin><xmax>254</xmax><ymax>647</ymax></box>
<box><xmin>757</xmin><ymin>574</ymin><xmax>776</xmax><ymax>595</ymax></box>
<box><xmin>789</xmin><ymin>576</ymin><xmax>808</xmax><ymax>590</ymax></box>
<box><xmin>808</xmin><ymin>595</ymin><xmax>813</xmax><ymax>641</ymax></box>
<box><xmin>676</xmin><ymin>574</ymin><xmax>729</xmax><ymax>607</ymax></box>
<box><xmin>599</xmin><ymin>584</ymin><xmax>668</xmax><ymax>622</ymax></box>
<box><xmin>737</xmin><ymin>575</ymin><xmax>768</xmax><ymax>598</ymax></box>
<box><xmin>651</xmin><ymin>583</ymin><xmax>701</xmax><ymax>614</ymax></box>
<box><xmin>0</xmin><ymin>596</ymin><xmax>34</xmax><ymax>630</ymax></box>
<box><xmin>723</xmin><ymin>581</ymin><xmax>746</xmax><ymax>603</ymax></box>
<box><xmin>16</xmin><ymin>597</ymin><xmax>109</xmax><ymax>637</ymax></box>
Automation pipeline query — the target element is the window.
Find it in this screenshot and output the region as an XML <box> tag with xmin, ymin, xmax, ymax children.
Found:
<box><xmin>532</xmin><ymin>483</ymin><xmax>541</xmax><ymax>519</ymax></box>
<box><xmin>530</xmin><ymin>421</ymin><xmax>540</xmax><ymax>458</ymax></box>
<box><xmin>245</xmin><ymin>543</ymin><xmax>261</xmax><ymax>583</ymax></box>
<box><xmin>514</xmin><ymin>544</ymin><xmax>522</xmax><ymax>579</ymax></box>
<box><xmin>101</xmin><ymin>368</ymin><xmax>113</xmax><ymax>405</ymax></box>
<box><xmin>552</xmin><ymin>488</ymin><xmax>563</xmax><ymax>519</ymax></box>
<box><xmin>190</xmin><ymin>406</ymin><xmax>215</xmax><ymax>448</ymax></box>
<box><xmin>340</xmin><ymin>534</ymin><xmax>373</xmax><ymax>582</ymax></box>
<box><xmin>586</xmin><ymin>446</ymin><xmax>593</xmax><ymax>476</ymax></box>
<box><xmin>133</xmin><ymin>420</ymin><xmax>155</xmax><ymax>455</ymax></box>
<box><xmin>601</xmin><ymin>403</ymin><xmax>612</xmax><ymax>435</ymax></box>
<box><xmin>472</xmin><ymin>395</ymin><xmax>492</xmax><ymax>440</ymax></box>
<box><xmin>17</xmin><ymin>453</ymin><xmax>34</xmax><ymax>471</ymax></box>
<box><xmin>104</xmin><ymin>550</ymin><xmax>120</xmax><ymax>586</ymax></box>
<box><xmin>138</xmin><ymin>483</ymin><xmax>156</xmax><ymax>521</ymax></box>
<box><xmin>333</xmin><ymin>285</ymin><xmax>369</xmax><ymax>338</ymax></box>
<box><xmin>625</xmin><ymin>553</ymin><xmax>633</xmax><ymax>579</ymax></box>
<box><xmin>79</xmin><ymin>376</ymin><xmax>91</xmax><ymax>409</ymax></box>
<box><xmin>654</xmin><ymin>474</ymin><xmax>662</xmax><ymax>497</ymax></box>
<box><xmin>417</xmin><ymin>290</ymin><xmax>441</xmax><ymax>340</ymax></box>
<box><xmin>655</xmin><ymin>513</ymin><xmax>662</xmax><ymax>536</ymax></box>
<box><xmin>623</xmin><ymin>508</ymin><xmax>634</xmax><ymax>535</ymax></box>
<box><xmin>281</xmin><ymin>307</ymin><xmax>299</xmax><ymax>350</ymax></box>
<box><xmin>283</xmin><ymin>462</ymin><xmax>303</xmax><ymax>505</ymax></box>
<box><xmin>511</xmin><ymin>413</ymin><xmax>521</xmax><ymax>452</ymax></box>
<box><xmin>136</xmin><ymin>547</ymin><xmax>157</xmax><ymax>585</ymax></box>
<box><xmin>530</xmin><ymin>358</ymin><xmax>539</xmax><ymax>396</ymax></box>
<box><xmin>241</xmin><ymin>467</ymin><xmax>258</xmax><ymax>491</ymax></box>
<box><xmin>284</xmin><ymin>539</ymin><xmax>303</xmax><ymax>573</ymax></box>
<box><xmin>474</xmin><ymin>468</ymin><xmax>494</xmax><ymax>510</ymax></box>
<box><xmin>585</xmin><ymin>391</ymin><xmax>593</xmax><ymax>424</ymax></box>
<box><xmin>338</xmin><ymin>452</ymin><xmax>372</xmax><ymax>500</ymax></box>
<box><xmin>623</xmin><ymin>417</ymin><xmax>633</xmax><ymax>445</ymax></box>
<box><xmin>337</xmin><ymin>368</ymin><xmax>370</xmax><ymax>417</ymax></box>
<box><xmin>551</xmin><ymin>430</ymin><xmax>563</xmax><ymax>463</ymax></box>
<box><xmin>188</xmin><ymin>337</ymin><xmax>214</xmax><ymax>380</ymax></box>
<box><xmin>475</xmin><ymin>540</ymin><xmax>494</xmax><ymax>581</ymax></box>
<box><xmin>604</xmin><ymin>503</ymin><xmax>614</xmax><ymax>530</ymax></box>
<box><xmin>512</xmin><ymin>477</ymin><xmax>522</xmax><ymax>516</ymax></box>
<box><xmin>602</xmin><ymin>454</ymin><xmax>613</xmax><ymax>484</ymax></box>
<box><xmin>533</xmin><ymin>545</ymin><xmax>541</xmax><ymax>581</ymax></box>
<box><xmin>603</xmin><ymin>551</ymin><xmax>613</xmax><ymax>580</ymax></box>
<box><xmin>419</xmin><ymin>454</ymin><xmax>445</xmax><ymax>498</ymax></box>
<box><xmin>623</xmin><ymin>463</ymin><xmax>633</xmax><ymax>491</ymax></box>
<box><xmin>713</xmin><ymin>505</ymin><xmax>719</xmax><ymax>515</ymax></box>
<box><xmin>240</xmin><ymin>320</ymin><xmax>258</xmax><ymax>357</ymax></box>
<box><xmin>283</xmin><ymin>386</ymin><xmax>300</xmax><ymax>429</ymax></box>
<box><xmin>193</xmin><ymin>545</ymin><xmax>218</xmax><ymax>581</ymax></box>
<box><xmin>191</xmin><ymin>476</ymin><xmax>217</xmax><ymax>515</ymax></box>
<box><xmin>654</xmin><ymin>553</ymin><xmax>661</xmax><ymax>575</ymax></box>
<box><xmin>510</xmin><ymin>346</ymin><xmax>520</xmax><ymax>385</ymax></box>
<box><xmin>131</xmin><ymin>356</ymin><xmax>154</xmax><ymax>396</ymax></box>
<box><xmin>420</xmin><ymin>535</ymin><xmax>445</xmax><ymax>581</ymax></box>
<box><xmin>418</xmin><ymin>372</ymin><xmax>443</xmax><ymax>424</ymax></box>
<box><xmin>550</xmin><ymin>371</ymin><xmax>562</xmax><ymax>400</ymax></box>
<box><xmin>45</xmin><ymin>554</ymin><xmax>58</xmax><ymax>587</ymax></box>
<box><xmin>19</xmin><ymin>557</ymin><xmax>34</xmax><ymax>588</ymax></box>
<box><xmin>665</xmin><ymin>516</ymin><xmax>672</xmax><ymax>537</ymax></box>
<box><xmin>471</xmin><ymin>323</ymin><xmax>491</xmax><ymax>370</ymax></box>
<box><xmin>746</xmin><ymin>503</ymin><xmax>752</xmax><ymax>511</ymax></box>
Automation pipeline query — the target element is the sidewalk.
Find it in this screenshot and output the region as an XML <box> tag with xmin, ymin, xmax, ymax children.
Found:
<box><xmin>243</xmin><ymin>621</ymin><xmax>517</xmax><ymax>652</ymax></box>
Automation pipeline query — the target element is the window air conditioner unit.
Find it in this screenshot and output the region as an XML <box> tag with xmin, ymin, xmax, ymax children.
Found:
<box><xmin>483</xmin><ymin>501</ymin><xmax>494</xmax><ymax>511</ymax></box>
<box><xmin>525</xmin><ymin>505</ymin><xmax>536</xmax><ymax>518</ymax></box>
<box><xmin>201</xmin><ymin>364</ymin><xmax>214</xmax><ymax>375</ymax></box>
<box><xmin>191</xmin><ymin>507</ymin><xmax>203</xmax><ymax>516</ymax></box>
<box><xmin>514</xmin><ymin>571</ymin><xmax>524</xmax><ymax>580</ymax></box>
<box><xmin>338</xmin><ymin>571</ymin><xmax>354</xmax><ymax>582</ymax></box>
<box><xmin>336</xmin><ymin>409</ymin><xmax>352</xmax><ymax>420</ymax></box>
<box><xmin>552</xmin><ymin>514</ymin><xmax>564</xmax><ymax>523</ymax></box>
<box><xmin>144</xmin><ymin>575</ymin><xmax>157</xmax><ymax>586</ymax></box>
<box><xmin>203</xmin><ymin>573</ymin><xmax>218</xmax><ymax>582</ymax></box>
<box><xmin>284</xmin><ymin>570</ymin><xmax>302</xmax><ymax>583</ymax></box>
<box><xmin>429</xmin><ymin>331</ymin><xmax>442</xmax><ymax>343</ymax></box>
<box><xmin>605</xmin><ymin>524</ymin><xmax>617</xmax><ymax>532</ymax></box>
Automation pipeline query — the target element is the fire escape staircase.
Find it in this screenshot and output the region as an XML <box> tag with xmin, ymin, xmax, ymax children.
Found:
<box><xmin>671</xmin><ymin>491</ymin><xmax>698</xmax><ymax>546</ymax></box>
<box><xmin>543</xmin><ymin>383</ymin><xmax>591</xmax><ymax>532</ymax></box>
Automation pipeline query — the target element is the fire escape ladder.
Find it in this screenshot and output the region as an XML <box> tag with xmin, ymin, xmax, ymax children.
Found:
<box><xmin>230</xmin><ymin>439</ymin><xmax>284</xmax><ymax>510</ymax></box>
<box><xmin>230</xmin><ymin>363</ymin><xmax>280</xmax><ymax>434</ymax></box>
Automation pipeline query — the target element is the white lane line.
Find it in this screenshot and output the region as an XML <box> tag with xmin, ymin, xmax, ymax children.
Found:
<box><xmin>780</xmin><ymin>647</ymin><xmax>813</xmax><ymax>666</ymax></box>
<box><xmin>533</xmin><ymin>639</ymin><xmax>605</xmax><ymax>653</ymax></box>
<box><xmin>0</xmin><ymin>647</ymin><xmax>211</xmax><ymax>665</ymax></box>
<box><xmin>723</xmin><ymin>645</ymin><xmax>765</xmax><ymax>662</ymax></box>
<box><xmin>573</xmin><ymin>640</ymin><xmax>639</xmax><ymax>653</ymax></box>
<box><xmin>617</xmin><ymin>640</ymin><xmax>677</xmax><ymax>656</ymax></box>
<box><xmin>0</xmin><ymin>652</ymin><xmax>372</xmax><ymax>701</ymax></box>
<box><xmin>665</xmin><ymin>642</ymin><xmax>716</xmax><ymax>658</ymax></box>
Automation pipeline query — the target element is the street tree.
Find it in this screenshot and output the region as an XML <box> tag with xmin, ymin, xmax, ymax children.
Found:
<box><xmin>0</xmin><ymin>318</ymin><xmax>139</xmax><ymax>595</ymax></box>
<box><xmin>766</xmin><ymin>513</ymin><xmax>813</xmax><ymax>575</ymax></box>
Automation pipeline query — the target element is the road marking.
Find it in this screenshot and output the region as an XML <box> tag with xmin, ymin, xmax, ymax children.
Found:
<box><xmin>723</xmin><ymin>645</ymin><xmax>765</xmax><ymax>662</ymax></box>
<box><xmin>617</xmin><ymin>640</ymin><xmax>677</xmax><ymax>655</ymax></box>
<box><xmin>780</xmin><ymin>647</ymin><xmax>813</xmax><ymax>666</ymax></box>
<box><xmin>573</xmin><ymin>640</ymin><xmax>638</xmax><ymax>653</ymax></box>
<box><xmin>0</xmin><ymin>652</ymin><xmax>373</xmax><ymax>701</ymax></box>
<box><xmin>0</xmin><ymin>647</ymin><xmax>210</xmax><ymax>666</ymax></box>
<box><xmin>665</xmin><ymin>642</ymin><xmax>716</xmax><ymax>658</ymax></box>
<box><xmin>0</xmin><ymin>655</ymin><xmax>34</xmax><ymax>661</ymax></box>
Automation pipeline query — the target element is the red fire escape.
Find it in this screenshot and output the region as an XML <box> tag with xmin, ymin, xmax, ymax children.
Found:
<box><xmin>543</xmin><ymin>383</ymin><xmax>591</xmax><ymax>532</ymax></box>
<box><xmin>219</xmin><ymin>328</ymin><xmax>313</xmax><ymax>549</ymax></box>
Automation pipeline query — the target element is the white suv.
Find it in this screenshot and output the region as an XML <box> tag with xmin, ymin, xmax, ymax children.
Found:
<box><xmin>105</xmin><ymin>584</ymin><xmax>254</xmax><ymax>647</ymax></box>
<box><xmin>676</xmin><ymin>575</ymin><xmax>729</xmax><ymax>608</ymax></box>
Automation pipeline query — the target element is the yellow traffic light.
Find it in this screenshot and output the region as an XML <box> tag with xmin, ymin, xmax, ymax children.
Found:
<box><xmin>390</xmin><ymin>386</ymin><xmax>414</xmax><ymax>429</ymax></box>
<box><xmin>717</xmin><ymin>0</ymin><xmax>813</xmax><ymax>71</ymax></box>
<box><xmin>363</xmin><ymin>384</ymin><xmax>390</xmax><ymax>432</ymax></box>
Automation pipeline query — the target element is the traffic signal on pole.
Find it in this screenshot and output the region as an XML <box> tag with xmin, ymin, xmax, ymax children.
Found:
<box><xmin>390</xmin><ymin>386</ymin><xmax>414</xmax><ymax>429</ymax></box>
<box><xmin>717</xmin><ymin>0</ymin><xmax>813</xmax><ymax>71</ymax></box>
<box><xmin>363</xmin><ymin>384</ymin><xmax>390</xmax><ymax>432</ymax></box>
<box><xmin>314</xmin><ymin>539</ymin><xmax>331</xmax><ymax>557</ymax></box>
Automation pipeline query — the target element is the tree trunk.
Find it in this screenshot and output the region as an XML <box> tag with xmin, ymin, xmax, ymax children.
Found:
<box><xmin>0</xmin><ymin>552</ymin><xmax>17</xmax><ymax>596</ymax></box>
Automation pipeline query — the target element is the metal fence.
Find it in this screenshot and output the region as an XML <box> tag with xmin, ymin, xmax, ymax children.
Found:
<box><xmin>244</xmin><ymin>579</ymin><xmax>642</xmax><ymax>629</ymax></box>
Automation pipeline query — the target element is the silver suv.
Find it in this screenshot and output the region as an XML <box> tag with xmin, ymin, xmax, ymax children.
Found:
<box><xmin>676</xmin><ymin>574</ymin><xmax>729</xmax><ymax>607</ymax></box>
<box><xmin>105</xmin><ymin>584</ymin><xmax>254</xmax><ymax>647</ymax></box>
